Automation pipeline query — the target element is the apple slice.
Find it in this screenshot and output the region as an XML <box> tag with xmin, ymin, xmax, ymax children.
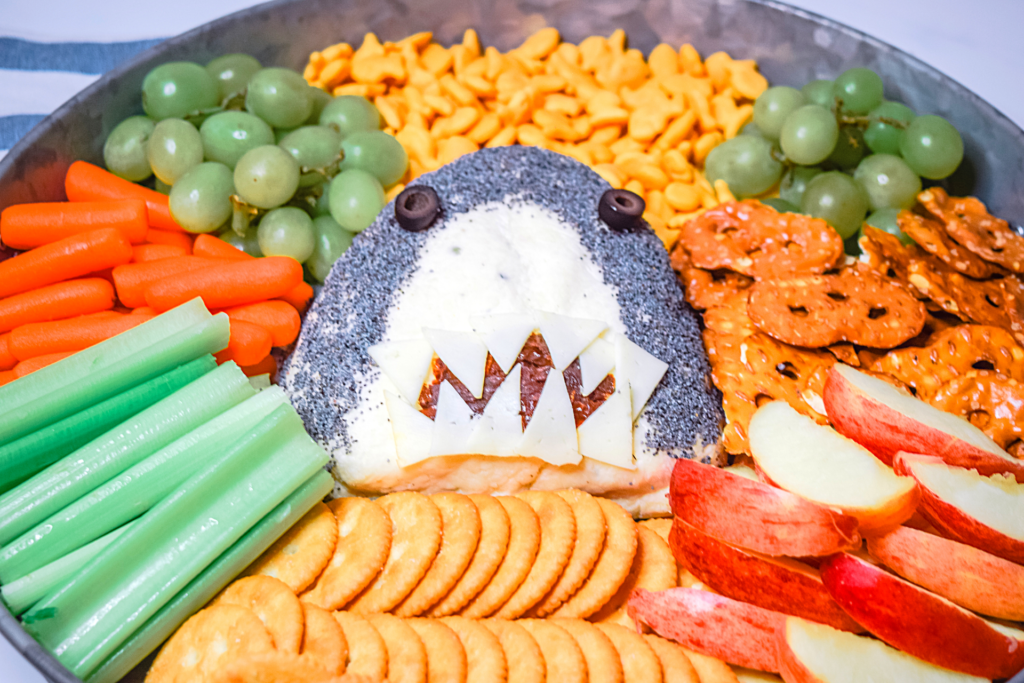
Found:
<box><xmin>894</xmin><ymin>452</ymin><xmax>1024</xmax><ymax>564</ymax></box>
<box><xmin>748</xmin><ymin>402</ymin><xmax>918</xmax><ymax>534</ymax></box>
<box><xmin>669</xmin><ymin>518</ymin><xmax>862</xmax><ymax>633</ymax></box>
<box><xmin>778</xmin><ymin>617</ymin><xmax>987</xmax><ymax>683</ymax></box>
<box><xmin>670</xmin><ymin>459</ymin><xmax>861</xmax><ymax>557</ymax></box>
<box><xmin>868</xmin><ymin>526</ymin><xmax>1024</xmax><ymax>621</ymax></box>
<box><xmin>819</xmin><ymin>552</ymin><xmax>1024</xmax><ymax>679</ymax></box>
<box><xmin>627</xmin><ymin>587</ymin><xmax>783</xmax><ymax>673</ymax></box>
<box><xmin>824</xmin><ymin>364</ymin><xmax>1024</xmax><ymax>482</ymax></box>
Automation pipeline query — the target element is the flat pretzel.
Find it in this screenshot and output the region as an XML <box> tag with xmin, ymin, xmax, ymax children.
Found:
<box><xmin>899</xmin><ymin>209</ymin><xmax>1006</xmax><ymax>279</ymax></box>
<box><xmin>929</xmin><ymin>370</ymin><xmax>1024</xmax><ymax>449</ymax></box>
<box><xmin>919</xmin><ymin>187</ymin><xmax>1024</xmax><ymax>273</ymax></box>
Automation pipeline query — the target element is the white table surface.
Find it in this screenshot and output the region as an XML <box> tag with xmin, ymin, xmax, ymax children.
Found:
<box><xmin>3</xmin><ymin>0</ymin><xmax>1023</xmax><ymax>680</ymax></box>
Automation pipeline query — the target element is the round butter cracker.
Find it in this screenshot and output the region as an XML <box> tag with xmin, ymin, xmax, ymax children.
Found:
<box><xmin>518</xmin><ymin>619</ymin><xmax>587</xmax><ymax>683</ymax></box>
<box><xmin>212</xmin><ymin>575</ymin><xmax>304</xmax><ymax>654</ymax></box>
<box><xmin>299</xmin><ymin>603</ymin><xmax>347</xmax><ymax>675</ymax></box>
<box><xmin>407</xmin><ymin>617</ymin><xmax>468</xmax><ymax>683</ymax></box>
<box><xmin>245</xmin><ymin>502</ymin><xmax>338</xmax><ymax>594</ymax></box>
<box><xmin>366</xmin><ymin>613</ymin><xmax>428</xmax><ymax>683</ymax></box>
<box><xmin>644</xmin><ymin>635</ymin><xmax>701</xmax><ymax>683</ymax></box>
<box><xmin>332</xmin><ymin>611</ymin><xmax>389</xmax><ymax>682</ymax></box>
<box><xmin>595</xmin><ymin>623</ymin><xmax>664</xmax><ymax>683</ymax></box>
<box><xmin>442</xmin><ymin>616</ymin><xmax>508</xmax><ymax>683</ymax></box>
<box><xmin>592</xmin><ymin>526</ymin><xmax>677</xmax><ymax>626</ymax></box>
<box><xmin>554</xmin><ymin>618</ymin><xmax>624</xmax><ymax>683</ymax></box>
<box><xmin>481</xmin><ymin>619</ymin><xmax>546</xmax><ymax>683</ymax></box>
<box><xmin>460</xmin><ymin>496</ymin><xmax>539</xmax><ymax>618</ymax></box>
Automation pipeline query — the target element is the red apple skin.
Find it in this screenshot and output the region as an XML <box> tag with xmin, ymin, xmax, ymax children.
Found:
<box><xmin>824</xmin><ymin>365</ymin><xmax>1024</xmax><ymax>482</ymax></box>
<box><xmin>869</xmin><ymin>526</ymin><xmax>1024</xmax><ymax>620</ymax></box>
<box><xmin>627</xmin><ymin>587</ymin><xmax>783</xmax><ymax>672</ymax></box>
<box><xmin>894</xmin><ymin>452</ymin><xmax>1024</xmax><ymax>564</ymax></box>
<box><xmin>819</xmin><ymin>552</ymin><xmax>1024</xmax><ymax>679</ymax></box>
<box><xmin>669</xmin><ymin>517</ymin><xmax>863</xmax><ymax>633</ymax></box>
<box><xmin>670</xmin><ymin>459</ymin><xmax>861</xmax><ymax>557</ymax></box>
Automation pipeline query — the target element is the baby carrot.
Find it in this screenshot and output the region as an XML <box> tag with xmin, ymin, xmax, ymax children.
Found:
<box><xmin>145</xmin><ymin>257</ymin><xmax>303</xmax><ymax>311</ymax></box>
<box><xmin>65</xmin><ymin>161</ymin><xmax>183</xmax><ymax>232</ymax></box>
<box><xmin>240</xmin><ymin>354</ymin><xmax>277</xmax><ymax>380</ymax></box>
<box><xmin>0</xmin><ymin>279</ymin><xmax>115</xmax><ymax>333</ymax></box>
<box><xmin>192</xmin><ymin>234</ymin><xmax>252</xmax><ymax>261</ymax></box>
<box><xmin>145</xmin><ymin>229</ymin><xmax>193</xmax><ymax>254</ymax></box>
<box><xmin>0</xmin><ymin>200</ymin><xmax>148</xmax><ymax>249</ymax></box>
<box><xmin>0</xmin><ymin>334</ymin><xmax>15</xmax><ymax>370</ymax></box>
<box><xmin>112</xmin><ymin>256</ymin><xmax>225</xmax><ymax>308</ymax></box>
<box><xmin>220</xmin><ymin>301</ymin><xmax>300</xmax><ymax>347</ymax></box>
<box><xmin>14</xmin><ymin>352</ymin><xmax>75</xmax><ymax>378</ymax></box>
<box><xmin>131</xmin><ymin>307</ymin><xmax>158</xmax><ymax>316</ymax></box>
<box><xmin>0</xmin><ymin>228</ymin><xmax>132</xmax><ymax>299</ymax></box>
<box><xmin>132</xmin><ymin>244</ymin><xmax>189</xmax><ymax>262</ymax></box>
<box><xmin>0</xmin><ymin>371</ymin><xmax>15</xmax><ymax>387</ymax></box>
<box><xmin>280</xmin><ymin>281</ymin><xmax>314</xmax><ymax>313</ymax></box>
<box><xmin>213</xmin><ymin>319</ymin><xmax>272</xmax><ymax>367</ymax></box>
<box><xmin>9</xmin><ymin>313</ymin><xmax>153</xmax><ymax>361</ymax></box>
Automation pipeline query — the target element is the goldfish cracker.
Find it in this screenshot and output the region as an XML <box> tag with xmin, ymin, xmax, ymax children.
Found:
<box><xmin>385</xmin><ymin>183</ymin><xmax>406</xmax><ymax>203</ymax></box>
<box><xmin>462</xmin><ymin>29</ymin><xmax>482</xmax><ymax>57</ymax></box>
<box><xmin>467</xmin><ymin>113</ymin><xmax>502</xmax><ymax>144</ymax></box>
<box><xmin>652</xmin><ymin>110</ymin><xmax>698</xmax><ymax>152</ymax></box>
<box><xmin>665</xmin><ymin>182</ymin><xmax>701</xmax><ymax>212</ymax></box>
<box><xmin>396</xmin><ymin>126</ymin><xmax>436</xmax><ymax>163</ymax></box>
<box><xmin>634</xmin><ymin>164</ymin><xmax>670</xmax><ymax>191</ymax></box>
<box><xmin>351</xmin><ymin>54</ymin><xmax>405</xmax><ymax>84</ymax></box>
<box><xmin>440</xmin><ymin>74</ymin><xmax>477</xmax><ymax>106</ymax></box>
<box><xmin>420</xmin><ymin>43</ymin><xmax>453</xmax><ymax>76</ymax></box>
<box><xmin>317</xmin><ymin>60</ymin><xmax>350</xmax><ymax>90</ymax></box>
<box><xmin>648</xmin><ymin>44</ymin><xmax>679</xmax><ymax>81</ymax></box>
<box><xmin>693</xmin><ymin>131</ymin><xmax>723</xmax><ymax>165</ymax></box>
<box><xmin>375</xmin><ymin>96</ymin><xmax>404</xmax><ymax>130</ymax></box>
<box><xmin>397</xmin><ymin>31</ymin><xmax>433</xmax><ymax>52</ymax></box>
<box><xmin>646</xmin><ymin>189</ymin><xmax>672</xmax><ymax>223</ymax></box>
<box><xmin>608</xmin><ymin>29</ymin><xmax>627</xmax><ymax>53</ymax></box>
<box><xmin>588</xmin><ymin>126</ymin><xmax>620</xmax><ymax>146</ymax></box>
<box><xmin>624</xmin><ymin>179</ymin><xmax>645</xmax><ymax>200</ymax></box>
<box><xmin>437</xmin><ymin>136</ymin><xmax>479</xmax><ymax>165</ymax></box>
<box><xmin>592</xmin><ymin>164</ymin><xmax>624</xmax><ymax>189</ymax></box>
<box><xmin>515</xmin><ymin>27</ymin><xmax>561</xmax><ymax>61</ymax></box>
<box><xmin>714</xmin><ymin>178</ymin><xmax>738</xmax><ymax>204</ymax></box>
<box><xmin>462</xmin><ymin>74</ymin><xmax>496</xmax><ymax>97</ymax></box>
<box><xmin>486</xmin><ymin>125</ymin><xmax>518</xmax><ymax>148</ymax></box>
<box><xmin>321</xmin><ymin>43</ymin><xmax>353</xmax><ymax>63</ymax></box>
<box><xmin>516</xmin><ymin>124</ymin><xmax>549</xmax><ymax>149</ymax></box>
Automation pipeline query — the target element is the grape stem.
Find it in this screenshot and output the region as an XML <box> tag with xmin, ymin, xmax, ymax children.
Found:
<box><xmin>230</xmin><ymin>195</ymin><xmax>262</xmax><ymax>236</ymax></box>
<box><xmin>833</xmin><ymin>97</ymin><xmax>907</xmax><ymax>130</ymax></box>
<box><xmin>301</xmin><ymin>151</ymin><xmax>345</xmax><ymax>183</ymax></box>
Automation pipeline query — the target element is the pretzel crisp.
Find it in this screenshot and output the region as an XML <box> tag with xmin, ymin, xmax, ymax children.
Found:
<box><xmin>929</xmin><ymin>370</ymin><xmax>1024</xmax><ymax>449</ymax></box>
<box><xmin>679</xmin><ymin>200</ymin><xmax>844</xmax><ymax>280</ymax></box>
<box><xmin>747</xmin><ymin>264</ymin><xmax>926</xmax><ymax>348</ymax></box>
<box><xmin>899</xmin><ymin>209</ymin><xmax>1006</xmax><ymax>279</ymax></box>
<box><xmin>859</xmin><ymin>225</ymin><xmax>923</xmax><ymax>284</ymax></box>
<box><xmin>670</xmin><ymin>247</ymin><xmax>753</xmax><ymax>311</ymax></box>
<box><xmin>869</xmin><ymin>325</ymin><xmax>1024</xmax><ymax>399</ymax></box>
<box><xmin>919</xmin><ymin>187</ymin><xmax>1024</xmax><ymax>273</ymax></box>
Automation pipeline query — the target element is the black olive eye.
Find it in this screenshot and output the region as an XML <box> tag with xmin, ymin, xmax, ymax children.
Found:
<box><xmin>598</xmin><ymin>189</ymin><xmax>645</xmax><ymax>232</ymax></box>
<box><xmin>395</xmin><ymin>186</ymin><xmax>441</xmax><ymax>232</ymax></box>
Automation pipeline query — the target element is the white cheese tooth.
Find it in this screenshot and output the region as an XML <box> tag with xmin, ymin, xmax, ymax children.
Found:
<box><xmin>577</xmin><ymin>337</ymin><xmax>616</xmax><ymax>396</ymax></box>
<box><xmin>577</xmin><ymin>387</ymin><xmax>635</xmax><ymax>470</ymax></box>
<box><xmin>536</xmin><ymin>311</ymin><xmax>608</xmax><ymax>371</ymax></box>
<box><xmin>466</xmin><ymin>364</ymin><xmax>523</xmax><ymax>456</ymax></box>
<box><xmin>368</xmin><ymin>338</ymin><xmax>435</xmax><ymax>404</ymax></box>
<box><xmin>384</xmin><ymin>391</ymin><xmax>434</xmax><ymax>466</ymax></box>
<box><xmin>469</xmin><ymin>313</ymin><xmax>536</xmax><ymax>374</ymax></box>
<box><xmin>516</xmin><ymin>369</ymin><xmax>581</xmax><ymax>466</ymax></box>
<box><xmin>611</xmin><ymin>331</ymin><xmax>669</xmax><ymax>420</ymax></box>
<box><xmin>423</xmin><ymin>328</ymin><xmax>489</xmax><ymax>399</ymax></box>
<box><xmin>430</xmin><ymin>380</ymin><xmax>477</xmax><ymax>457</ymax></box>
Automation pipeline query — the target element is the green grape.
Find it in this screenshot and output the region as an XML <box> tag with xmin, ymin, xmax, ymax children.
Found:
<box><xmin>752</xmin><ymin>86</ymin><xmax>805</xmax><ymax>140</ymax></box>
<box><xmin>739</xmin><ymin>122</ymin><xmax>763</xmax><ymax>137</ymax></box>
<box><xmin>205</xmin><ymin>53</ymin><xmax>261</xmax><ymax>99</ymax></box>
<box><xmin>306</xmin><ymin>87</ymin><xmax>333</xmax><ymax>125</ymax></box>
<box><xmin>308</xmin><ymin>215</ymin><xmax>354</xmax><ymax>282</ymax></box>
<box><xmin>800</xmin><ymin>171</ymin><xmax>869</xmax><ymax>239</ymax></box>
<box><xmin>218</xmin><ymin>227</ymin><xmax>263</xmax><ymax>257</ymax></box>
<box><xmin>274</xmin><ymin>127</ymin><xmax>298</xmax><ymax>143</ymax></box>
<box><xmin>761</xmin><ymin>197</ymin><xmax>801</xmax><ymax>214</ymax></box>
<box><xmin>801</xmin><ymin>79</ymin><xmax>834</xmax><ymax>108</ymax></box>
<box><xmin>257</xmin><ymin>207</ymin><xmax>316</xmax><ymax>262</ymax></box>
<box><xmin>246</xmin><ymin>68</ymin><xmax>313</xmax><ymax>129</ymax></box>
<box><xmin>168</xmin><ymin>162</ymin><xmax>235</xmax><ymax>233</ymax></box>
<box><xmin>853</xmin><ymin>154</ymin><xmax>921</xmax><ymax>211</ymax></box>
<box><xmin>329</xmin><ymin>169</ymin><xmax>385</xmax><ymax>233</ymax></box>
<box><xmin>844</xmin><ymin>233</ymin><xmax>861</xmax><ymax>256</ymax></box>
<box><xmin>703</xmin><ymin>136</ymin><xmax>783</xmax><ymax>198</ymax></box>
<box><xmin>199</xmin><ymin>111</ymin><xmax>274</xmax><ymax>169</ymax></box>
<box><xmin>103</xmin><ymin>116</ymin><xmax>155</xmax><ymax>181</ymax></box>
<box><xmin>233</xmin><ymin>145</ymin><xmax>301</xmax><ymax>209</ymax></box>
<box><xmin>142</xmin><ymin>62</ymin><xmax>220</xmax><ymax>121</ymax></box>
<box><xmin>864</xmin><ymin>101</ymin><xmax>915</xmax><ymax>155</ymax></box>
<box><xmin>862</xmin><ymin>207</ymin><xmax>913</xmax><ymax>245</ymax></box>
<box><xmin>340</xmin><ymin>130</ymin><xmax>409</xmax><ymax>188</ymax></box>
<box><xmin>154</xmin><ymin>178</ymin><xmax>172</xmax><ymax>195</ymax></box>
<box><xmin>147</xmin><ymin>118</ymin><xmax>203</xmax><ymax>185</ymax></box>
<box><xmin>314</xmin><ymin>180</ymin><xmax>332</xmax><ymax>216</ymax></box>
<box><xmin>320</xmin><ymin>96</ymin><xmax>381</xmax><ymax>137</ymax></box>
<box><xmin>779</xmin><ymin>166</ymin><xmax>822</xmax><ymax>206</ymax></box>
<box><xmin>779</xmin><ymin>105</ymin><xmax>839</xmax><ymax>166</ymax></box>
<box><xmin>833</xmin><ymin>67</ymin><xmax>884</xmax><ymax>115</ymax></box>
<box><xmin>899</xmin><ymin>115</ymin><xmax>964</xmax><ymax>180</ymax></box>
<box><xmin>827</xmin><ymin>126</ymin><xmax>867</xmax><ymax>169</ymax></box>
<box><xmin>279</xmin><ymin>126</ymin><xmax>343</xmax><ymax>186</ymax></box>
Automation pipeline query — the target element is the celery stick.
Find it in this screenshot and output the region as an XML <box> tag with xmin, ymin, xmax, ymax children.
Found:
<box><xmin>0</xmin><ymin>356</ymin><xmax>215</xmax><ymax>494</ymax></box>
<box><xmin>0</xmin><ymin>360</ymin><xmax>253</xmax><ymax>546</ymax></box>
<box><xmin>2</xmin><ymin>522</ymin><xmax>134</xmax><ymax>616</ymax></box>
<box><xmin>85</xmin><ymin>470</ymin><xmax>333</xmax><ymax>683</ymax></box>
<box><xmin>0</xmin><ymin>387</ymin><xmax>288</xmax><ymax>583</ymax></box>
<box><xmin>24</xmin><ymin>405</ymin><xmax>329</xmax><ymax>677</ymax></box>
<box><xmin>0</xmin><ymin>309</ymin><xmax>229</xmax><ymax>448</ymax></box>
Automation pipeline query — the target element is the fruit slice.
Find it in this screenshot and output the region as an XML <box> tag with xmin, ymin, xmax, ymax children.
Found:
<box><xmin>867</xmin><ymin>525</ymin><xmax>1024</xmax><ymax>620</ymax></box>
<box><xmin>627</xmin><ymin>587</ymin><xmax>783</xmax><ymax>672</ymax></box>
<box><xmin>669</xmin><ymin>458</ymin><xmax>860</xmax><ymax>557</ymax></box>
<box><xmin>748</xmin><ymin>401</ymin><xmax>918</xmax><ymax>534</ymax></box>
<box><xmin>824</xmin><ymin>364</ymin><xmax>1023</xmax><ymax>481</ymax></box>
<box><xmin>778</xmin><ymin>617</ymin><xmax>987</xmax><ymax>683</ymax></box>
<box><xmin>669</xmin><ymin>518</ymin><xmax>861</xmax><ymax>633</ymax></box>
<box><xmin>894</xmin><ymin>452</ymin><xmax>1024</xmax><ymax>564</ymax></box>
<box><xmin>820</xmin><ymin>552</ymin><xmax>1024</xmax><ymax>679</ymax></box>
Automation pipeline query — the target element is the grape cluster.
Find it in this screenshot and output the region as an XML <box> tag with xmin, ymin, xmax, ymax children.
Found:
<box><xmin>102</xmin><ymin>54</ymin><xmax>409</xmax><ymax>281</ymax></box>
<box><xmin>704</xmin><ymin>67</ymin><xmax>964</xmax><ymax>251</ymax></box>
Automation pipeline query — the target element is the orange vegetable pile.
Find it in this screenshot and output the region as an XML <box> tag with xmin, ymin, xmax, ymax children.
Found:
<box><xmin>0</xmin><ymin>162</ymin><xmax>312</xmax><ymax>385</ymax></box>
